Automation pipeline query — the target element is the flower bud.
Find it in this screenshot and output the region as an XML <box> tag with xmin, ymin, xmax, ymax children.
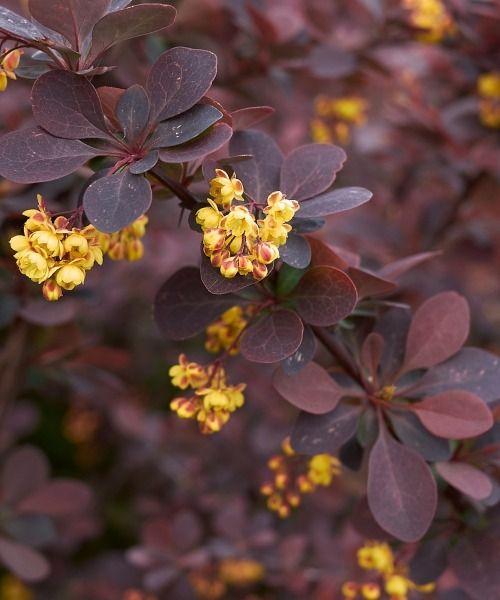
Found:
<box><xmin>126</xmin><ymin>239</ymin><xmax>144</xmax><ymax>261</ymax></box>
<box><xmin>255</xmin><ymin>241</ymin><xmax>279</xmax><ymax>264</ymax></box>
<box><xmin>42</xmin><ymin>279</ymin><xmax>63</xmax><ymax>302</ymax></box>
<box><xmin>252</xmin><ymin>260</ymin><xmax>268</xmax><ymax>281</ymax></box>
<box><xmin>220</xmin><ymin>257</ymin><xmax>238</xmax><ymax>278</ymax></box>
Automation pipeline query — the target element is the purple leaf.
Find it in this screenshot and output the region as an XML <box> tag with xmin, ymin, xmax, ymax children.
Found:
<box><xmin>360</xmin><ymin>332</ymin><xmax>384</xmax><ymax>381</ymax></box>
<box><xmin>200</xmin><ymin>253</ymin><xmax>261</xmax><ymax>295</ymax></box>
<box><xmin>1</xmin><ymin>446</ymin><xmax>49</xmax><ymax>506</ymax></box>
<box><xmin>403</xmin><ymin>291</ymin><xmax>470</xmax><ymax>372</ymax></box>
<box><xmin>129</xmin><ymin>150</ymin><xmax>159</xmax><ymax>175</ymax></box>
<box><xmin>374</xmin><ymin>307</ymin><xmax>411</xmax><ymax>381</ymax></box>
<box><xmin>0</xmin><ymin>537</ymin><xmax>50</xmax><ymax>582</ymax></box>
<box><xmin>388</xmin><ymin>411</ymin><xmax>451</xmax><ymax>462</ymax></box>
<box><xmin>147</xmin><ymin>46</ymin><xmax>217</xmax><ymax>122</ymax></box>
<box><xmin>280</xmin><ymin>144</ymin><xmax>346</xmax><ymax>200</ymax></box>
<box><xmin>229</xmin><ymin>130</ymin><xmax>283</xmax><ymax>201</ymax></box>
<box><xmin>408</xmin><ymin>347</ymin><xmax>500</xmax><ymax>403</ymax></box>
<box><xmin>231</xmin><ymin>106</ymin><xmax>274</xmax><ymax>131</ymax></box>
<box><xmin>0</xmin><ymin>6</ymin><xmax>44</xmax><ymax>41</ymax></box>
<box><xmin>32</xmin><ymin>71</ymin><xmax>111</xmax><ymax>140</ymax></box>
<box><xmin>28</xmin><ymin>0</ymin><xmax>110</xmax><ymax>48</ymax></box>
<box><xmin>83</xmin><ymin>170</ymin><xmax>152</xmax><ymax>233</ymax></box>
<box><xmin>18</xmin><ymin>480</ymin><xmax>93</xmax><ymax>516</ymax></box>
<box><xmin>348</xmin><ymin>267</ymin><xmax>398</xmax><ymax>298</ymax></box>
<box><xmin>150</xmin><ymin>104</ymin><xmax>222</xmax><ymax>149</ymax></box>
<box><xmin>297</xmin><ymin>187</ymin><xmax>372</xmax><ymax>219</ymax></box>
<box><xmin>89</xmin><ymin>4</ymin><xmax>176</xmax><ymax>64</ymax></box>
<box><xmin>306</xmin><ymin>45</ymin><xmax>357</xmax><ymax>79</ymax></box>
<box><xmin>413</xmin><ymin>390</ymin><xmax>493</xmax><ymax>439</ymax></box>
<box><xmin>240</xmin><ymin>309</ymin><xmax>303</xmax><ymax>363</ymax></box>
<box><xmin>435</xmin><ymin>462</ymin><xmax>493</xmax><ymax>500</ymax></box>
<box><xmin>19</xmin><ymin>299</ymin><xmax>79</xmax><ymax>326</ymax></box>
<box><xmin>154</xmin><ymin>267</ymin><xmax>239</xmax><ymax>340</ymax></box>
<box><xmin>409</xmin><ymin>536</ymin><xmax>449</xmax><ymax>585</ymax></box>
<box><xmin>291</xmin><ymin>402</ymin><xmax>360</xmax><ymax>453</ymax></box>
<box><xmin>273</xmin><ymin>361</ymin><xmax>343</xmax><ymax>414</ymax></box>
<box><xmin>158</xmin><ymin>123</ymin><xmax>232</xmax><ymax>163</ymax></box>
<box><xmin>281</xmin><ymin>325</ymin><xmax>316</xmax><ymax>375</ymax></box>
<box><xmin>291</xmin><ymin>266</ymin><xmax>358</xmax><ymax>326</ymax></box>
<box><xmin>308</xmin><ymin>236</ymin><xmax>350</xmax><ymax>270</ymax></box>
<box><xmin>116</xmin><ymin>85</ymin><xmax>150</xmax><ymax>144</ymax></box>
<box><xmin>279</xmin><ymin>234</ymin><xmax>311</xmax><ymax>269</ymax></box>
<box><xmin>0</xmin><ymin>127</ymin><xmax>101</xmax><ymax>183</ymax></box>
<box><xmin>367</xmin><ymin>422</ymin><xmax>437</xmax><ymax>541</ymax></box>
<box><xmin>3</xmin><ymin>515</ymin><xmax>56</xmax><ymax>547</ymax></box>
<box><xmin>378</xmin><ymin>251</ymin><xmax>441</xmax><ymax>281</ymax></box>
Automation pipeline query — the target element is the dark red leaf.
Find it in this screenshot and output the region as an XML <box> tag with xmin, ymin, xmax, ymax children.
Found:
<box><xmin>348</xmin><ymin>267</ymin><xmax>398</xmax><ymax>298</ymax></box>
<box><xmin>413</xmin><ymin>390</ymin><xmax>493</xmax><ymax>439</ymax></box>
<box><xmin>435</xmin><ymin>462</ymin><xmax>493</xmax><ymax>500</ymax></box>
<box><xmin>200</xmin><ymin>254</ymin><xmax>262</xmax><ymax>295</ymax></box>
<box><xmin>388</xmin><ymin>411</ymin><xmax>451</xmax><ymax>462</ymax></box>
<box><xmin>279</xmin><ymin>234</ymin><xmax>311</xmax><ymax>269</ymax></box>
<box><xmin>18</xmin><ymin>480</ymin><xmax>93</xmax><ymax>516</ymax></box>
<box><xmin>240</xmin><ymin>309</ymin><xmax>303</xmax><ymax>363</ymax></box>
<box><xmin>29</xmin><ymin>0</ymin><xmax>109</xmax><ymax>48</ymax></box>
<box><xmin>408</xmin><ymin>347</ymin><xmax>500</xmax><ymax>403</ymax></box>
<box><xmin>297</xmin><ymin>187</ymin><xmax>372</xmax><ymax>218</ymax></box>
<box><xmin>291</xmin><ymin>402</ymin><xmax>360</xmax><ymax>453</ymax></box>
<box><xmin>116</xmin><ymin>85</ymin><xmax>150</xmax><ymax>145</ymax></box>
<box><xmin>291</xmin><ymin>266</ymin><xmax>358</xmax><ymax>326</ymax></box>
<box><xmin>403</xmin><ymin>291</ymin><xmax>470</xmax><ymax>372</ymax></box>
<box><xmin>32</xmin><ymin>71</ymin><xmax>111</xmax><ymax>140</ymax></box>
<box><xmin>374</xmin><ymin>307</ymin><xmax>411</xmax><ymax>380</ymax></box>
<box><xmin>360</xmin><ymin>332</ymin><xmax>384</xmax><ymax>381</ymax></box>
<box><xmin>97</xmin><ymin>86</ymin><xmax>124</xmax><ymax>129</ymax></box>
<box><xmin>229</xmin><ymin>130</ymin><xmax>283</xmax><ymax>201</ymax></box>
<box><xmin>1</xmin><ymin>446</ymin><xmax>49</xmax><ymax>506</ymax></box>
<box><xmin>449</xmin><ymin>534</ymin><xmax>500</xmax><ymax>600</ymax></box>
<box><xmin>281</xmin><ymin>325</ymin><xmax>316</xmax><ymax>375</ymax></box>
<box><xmin>307</xmin><ymin>236</ymin><xmax>350</xmax><ymax>270</ymax></box>
<box><xmin>0</xmin><ymin>127</ymin><xmax>101</xmax><ymax>183</ymax></box>
<box><xmin>231</xmin><ymin>106</ymin><xmax>274</xmax><ymax>131</ymax></box>
<box><xmin>367</xmin><ymin>421</ymin><xmax>437</xmax><ymax>541</ymax></box>
<box><xmin>89</xmin><ymin>4</ymin><xmax>176</xmax><ymax>63</ymax></box>
<box><xmin>0</xmin><ymin>537</ymin><xmax>50</xmax><ymax>582</ymax></box>
<box><xmin>154</xmin><ymin>267</ymin><xmax>240</xmax><ymax>340</ymax></box>
<box><xmin>149</xmin><ymin>104</ymin><xmax>222</xmax><ymax>149</ymax></box>
<box><xmin>129</xmin><ymin>150</ymin><xmax>159</xmax><ymax>175</ymax></box>
<box><xmin>280</xmin><ymin>144</ymin><xmax>346</xmax><ymax>200</ymax></box>
<box><xmin>83</xmin><ymin>170</ymin><xmax>152</xmax><ymax>233</ymax></box>
<box><xmin>378</xmin><ymin>251</ymin><xmax>441</xmax><ymax>281</ymax></box>
<box><xmin>147</xmin><ymin>47</ymin><xmax>217</xmax><ymax>122</ymax></box>
<box><xmin>273</xmin><ymin>361</ymin><xmax>343</xmax><ymax>414</ymax></box>
<box><xmin>158</xmin><ymin>123</ymin><xmax>232</xmax><ymax>163</ymax></box>
<box><xmin>0</xmin><ymin>6</ymin><xmax>44</xmax><ymax>41</ymax></box>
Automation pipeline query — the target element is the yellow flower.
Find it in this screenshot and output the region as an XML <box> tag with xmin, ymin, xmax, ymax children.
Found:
<box><xmin>205</xmin><ymin>306</ymin><xmax>248</xmax><ymax>355</ymax></box>
<box><xmin>310</xmin><ymin>118</ymin><xmax>333</xmax><ymax>144</ymax></box>
<box><xmin>0</xmin><ymin>49</ymin><xmax>22</xmax><ymax>92</ymax></box>
<box><xmin>55</xmin><ymin>263</ymin><xmax>86</xmax><ymax>290</ymax></box>
<box><xmin>64</xmin><ymin>233</ymin><xmax>89</xmax><ymax>258</ymax></box>
<box><xmin>403</xmin><ymin>0</ymin><xmax>454</xmax><ymax>43</ymax></box>
<box><xmin>219</xmin><ymin>559</ymin><xmax>264</xmax><ymax>586</ymax></box>
<box><xmin>31</xmin><ymin>230</ymin><xmax>64</xmax><ymax>258</ymax></box>
<box><xmin>169</xmin><ymin>354</ymin><xmax>208</xmax><ymax>390</ymax></box>
<box><xmin>263</xmin><ymin>191</ymin><xmax>300</xmax><ymax>223</ymax></box>
<box><xmin>341</xmin><ymin>581</ymin><xmax>359</xmax><ymax>599</ymax></box>
<box><xmin>385</xmin><ymin>575</ymin><xmax>409</xmax><ymax>598</ymax></box>
<box><xmin>221</xmin><ymin>205</ymin><xmax>258</xmax><ymax>238</ymax></box>
<box><xmin>203</xmin><ymin>228</ymin><xmax>226</xmax><ymax>254</ymax></box>
<box><xmin>17</xmin><ymin>251</ymin><xmax>51</xmax><ymax>283</ymax></box>
<box><xmin>9</xmin><ymin>235</ymin><xmax>30</xmax><ymax>254</ymax></box>
<box><xmin>0</xmin><ymin>574</ymin><xmax>32</xmax><ymax>600</ymax></box>
<box><xmin>258</xmin><ymin>216</ymin><xmax>291</xmax><ymax>247</ymax></box>
<box><xmin>42</xmin><ymin>279</ymin><xmax>63</xmax><ymax>302</ymax></box>
<box><xmin>209</xmin><ymin>169</ymin><xmax>244</xmax><ymax>208</ymax></box>
<box><xmin>196</xmin><ymin>199</ymin><xmax>223</xmax><ymax>230</ymax></box>
<box><xmin>361</xmin><ymin>582</ymin><xmax>381</xmax><ymax>600</ymax></box>
<box><xmin>331</xmin><ymin>97</ymin><xmax>368</xmax><ymax>125</ymax></box>
<box><xmin>307</xmin><ymin>454</ymin><xmax>341</xmax><ymax>486</ymax></box>
<box><xmin>478</xmin><ymin>72</ymin><xmax>500</xmax><ymax>98</ymax></box>
<box><xmin>357</xmin><ymin>542</ymin><xmax>394</xmax><ymax>574</ymax></box>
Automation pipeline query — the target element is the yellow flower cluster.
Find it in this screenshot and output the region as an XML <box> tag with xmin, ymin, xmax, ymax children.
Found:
<box><xmin>196</xmin><ymin>169</ymin><xmax>300</xmax><ymax>281</ymax></box>
<box><xmin>260</xmin><ymin>437</ymin><xmax>341</xmax><ymax>518</ymax></box>
<box><xmin>97</xmin><ymin>215</ymin><xmax>148</xmax><ymax>261</ymax></box>
<box><xmin>169</xmin><ymin>354</ymin><xmax>245</xmax><ymax>434</ymax></box>
<box><xmin>0</xmin><ymin>49</ymin><xmax>22</xmax><ymax>92</ymax></box>
<box><xmin>311</xmin><ymin>96</ymin><xmax>368</xmax><ymax>145</ymax></box>
<box><xmin>9</xmin><ymin>195</ymin><xmax>103</xmax><ymax>301</ymax></box>
<box><xmin>189</xmin><ymin>558</ymin><xmax>264</xmax><ymax>600</ymax></box>
<box><xmin>205</xmin><ymin>305</ymin><xmax>253</xmax><ymax>355</ymax></box>
<box><xmin>478</xmin><ymin>72</ymin><xmax>500</xmax><ymax>129</ymax></box>
<box><xmin>0</xmin><ymin>575</ymin><xmax>32</xmax><ymax>600</ymax></box>
<box><xmin>341</xmin><ymin>541</ymin><xmax>435</xmax><ymax>600</ymax></box>
<box><xmin>402</xmin><ymin>0</ymin><xmax>454</xmax><ymax>43</ymax></box>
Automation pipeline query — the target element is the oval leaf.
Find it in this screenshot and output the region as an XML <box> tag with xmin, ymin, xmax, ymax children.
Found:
<box><xmin>348</xmin><ymin>267</ymin><xmax>397</xmax><ymax>299</ymax></box>
<box><xmin>280</xmin><ymin>144</ymin><xmax>346</xmax><ymax>200</ymax></box>
<box><xmin>291</xmin><ymin>266</ymin><xmax>358</xmax><ymax>326</ymax></box>
<box><xmin>291</xmin><ymin>402</ymin><xmax>360</xmax><ymax>454</ymax></box>
<box><xmin>0</xmin><ymin>6</ymin><xmax>44</xmax><ymax>41</ymax></box>
<box><xmin>403</xmin><ymin>291</ymin><xmax>470</xmax><ymax>372</ymax></box>
<box><xmin>368</xmin><ymin>422</ymin><xmax>437</xmax><ymax>541</ymax></box>
<box><xmin>83</xmin><ymin>170</ymin><xmax>152</xmax><ymax>233</ymax></box>
<box><xmin>240</xmin><ymin>309</ymin><xmax>303</xmax><ymax>364</ymax></box>
<box><xmin>0</xmin><ymin>127</ymin><xmax>100</xmax><ymax>183</ymax></box>
<box><xmin>281</xmin><ymin>325</ymin><xmax>316</xmax><ymax>375</ymax></box>
<box><xmin>1</xmin><ymin>446</ymin><xmax>49</xmax><ymax>506</ymax></box>
<box><xmin>116</xmin><ymin>84</ymin><xmax>150</xmax><ymax>144</ymax></box>
<box><xmin>388</xmin><ymin>411</ymin><xmax>451</xmax><ymax>462</ymax></box>
<box><xmin>231</xmin><ymin>106</ymin><xmax>274</xmax><ymax>130</ymax></box>
<box><xmin>18</xmin><ymin>480</ymin><xmax>93</xmax><ymax>516</ymax></box>
<box><xmin>32</xmin><ymin>70</ymin><xmax>111</xmax><ymax>140</ymax></box>
<box><xmin>297</xmin><ymin>186</ymin><xmax>372</xmax><ymax>218</ymax></box>
<box><xmin>279</xmin><ymin>234</ymin><xmax>311</xmax><ymax>269</ymax></box>
<box><xmin>158</xmin><ymin>123</ymin><xmax>232</xmax><ymax>163</ymax></box>
<box><xmin>154</xmin><ymin>267</ymin><xmax>239</xmax><ymax>340</ymax></box>
<box><xmin>413</xmin><ymin>390</ymin><xmax>493</xmax><ymax>439</ymax></box>
<box><xmin>435</xmin><ymin>462</ymin><xmax>493</xmax><ymax>500</ymax></box>
<box><xmin>273</xmin><ymin>361</ymin><xmax>343</xmax><ymax>414</ymax></box>
<box><xmin>129</xmin><ymin>150</ymin><xmax>159</xmax><ymax>175</ymax></box>
<box><xmin>150</xmin><ymin>104</ymin><xmax>222</xmax><ymax>149</ymax></box>
<box><xmin>147</xmin><ymin>46</ymin><xmax>217</xmax><ymax>122</ymax></box>
<box><xmin>0</xmin><ymin>537</ymin><xmax>50</xmax><ymax>582</ymax></box>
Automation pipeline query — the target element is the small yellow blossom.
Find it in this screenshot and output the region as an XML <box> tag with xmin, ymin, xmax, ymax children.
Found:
<box><xmin>357</xmin><ymin>542</ymin><xmax>394</xmax><ymax>574</ymax></box>
<box><xmin>169</xmin><ymin>354</ymin><xmax>208</xmax><ymax>389</ymax></box>
<box><xmin>205</xmin><ymin>306</ymin><xmax>250</xmax><ymax>355</ymax></box>
<box><xmin>361</xmin><ymin>582</ymin><xmax>381</xmax><ymax>600</ymax></box>
<box><xmin>99</xmin><ymin>215</ymin><xmax>148</xmax><ymax>262</ymax></box>
<box><xmin>219</xmin><ymin>558</ymin><xmax>265</xmax><ymax>586</ymax></box>
<box><xmin>478</xmin><ymin>72</ymin><xmax>500</xmax><ymax>128</ymax></box>
<box><xmin>0</xmin><ymin>49</ymin><xmax>22</xmax><ymax>92</ymax></box>
<box><xmin>311</xmin><ymin>95</ymin><xmax>368</xmax><ymax>145</ymax></box>
<box><xmin>403</xmin><ymin>0</ymin><xmax>455</xmax><ymax>43</ymax></box>
<box><xmin>209</xmin><ymin>169</ymin><xmax>244</xmax><ymax>208</ymax></box>
<box><xmin>307</xmin><ymin>454</ymin><xmax>341</xmax><ymax>486</ymax></box>
<box><xmin>196</xmin><ymin>199</ymin><xmax>223</xmax><ymax>229</ymax></box>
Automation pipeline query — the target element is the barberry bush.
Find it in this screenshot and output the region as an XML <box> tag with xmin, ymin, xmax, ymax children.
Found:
<box><xmin>0</xmin><ymin>1</ymin><xmax>499</xmax><ymax>599</ymax></box>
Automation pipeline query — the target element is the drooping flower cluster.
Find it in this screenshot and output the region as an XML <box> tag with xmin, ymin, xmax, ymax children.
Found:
<box><xmin>477</xmin><ymin>72</ymin><xmax>500</xmax><ymax>129</ymax></box>
<box><xmin>260</xmin><ymin>437</ymin><xmax>341</xmax><ymax>518</ymax></box>
<box><xmin>205</xmin><ymin>305</ymin><xmax>253</xmax><ymax>355</ymax></box>
<box><xmin>169</xmin><ymin>354</ymin><xmax>245</xmax><ymax>434</ymax></box>
<box><xmin>97</xmin><ymin>215</ymin><xmax>149</xmax><ymax>261</ymax></box>
<box><xmin>0</xmin><ymin>49</ymin><xmax>22</xmax><ymax>92</ymax></box>
<box><xmin>311</xmin><ymin>95</ymin><xmax>368</xmax><ymax>145</ymax></box>
<box><xmin>402</xmin><ymin>0</ymin><xmax>454</xmax><ymax>43</ymax></box>
<box><xmin>9</xmin><ymin>195</ymin><xmax>103</xmax><ymax>301</ymax></box>
<box><xmin>341</xmin><ymin>541</ymin><xmax>435</xmax><ymax>600</ymax></box>
<box><xmin>196</xmin><ymin>169</ymin><xmax>300</xmax><ymax>280</ymax></box>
